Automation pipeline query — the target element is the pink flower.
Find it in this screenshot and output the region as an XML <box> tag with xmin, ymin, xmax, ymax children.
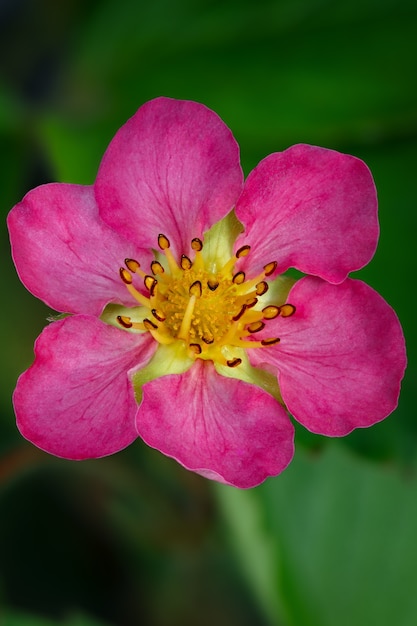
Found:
<box><xmin>8</xmin><ymin>97</ymin><xmax>406</xmax><ymax>488</ymax></box>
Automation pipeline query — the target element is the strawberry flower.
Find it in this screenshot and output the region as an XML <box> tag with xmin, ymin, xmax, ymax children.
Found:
<box><xmin>8</xmin><ymin>97</ymin><xmax>406</xmax><ymax>488</ymax></box>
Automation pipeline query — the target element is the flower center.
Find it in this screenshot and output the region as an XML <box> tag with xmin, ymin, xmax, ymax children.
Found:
<box><xmin>117</xmin><ymin>234</ymin><xmax>295</xmax><ymax>368</ymax></box>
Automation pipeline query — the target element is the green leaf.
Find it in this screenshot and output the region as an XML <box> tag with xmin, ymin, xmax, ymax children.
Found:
<box><xmin>217</xmin><ymin>443</ymin><xmax>417</xmax><ymax>626</ymax></box>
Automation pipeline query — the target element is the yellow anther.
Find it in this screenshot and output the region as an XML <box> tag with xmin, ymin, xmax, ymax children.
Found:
<box><xmin>261</xmin><ymin>337</ymin><xmax>281</xmax><ymax>346</ymax></box>
<box><xmin>144</xmin><ymin>275</ymin><xmax>157</xmax><ymax>293</ymax></box>
<box><xmin>117</xmin><ymin>315</ymin><xmax>133</xmax><ymax>328</ymax></box>
<box><xmin>262</xmin><ymin>305</ymin><xmax>280</xmax><ymax>320</ymax></box>
<box><xmin>151</xmin><ymin>260</ymin><xmax>165</xmax><ymax>275</ymax></box>
<box><xmin>125</xmin><ymin>258</ymin><xmax>141</xmax><ymax>273</ymax></box>
<box><xmin>280</xmin><ymin>304</ymin><xmax>296</xmax><ymax>317</ymax></box>
<box><xmin>232</xmin><ymin>271</ymin><xmax>246</xmax><ymax>285</ymax></box>
<box><xmin>189</xmin><ymin>280</ymin><xmax>202</xmax><ymax>297</ymax></box>
<box><xmin>247</xmin><ymin>321</ymin><xmax>265</xmax><ymax>333</ymax></box>
<box><xmin>236</xmin><ymin>245</ymin><xmax>251</xmax><ymax>258</ymax></box>
<box><xmin>158</xmin><ymin>234</ymin><xmax>170</xmax><ymax>250</ymax></box>
<box><xmin>226</xmin><ymin>357</ymin><xmax>242</xmax><ymax>368</ymax></box>
<box><xmin>255</xmin><ymin>281</ymin><xmax>269</xmax><ymax>296</ymax></box>
<box><xmin>120</xmin><ymin>267</ymin><xmax>133</xmax><ymax>284</ymax></box>
<box><xmin>181</xmin><ymin>255</ymin><xmax>192</xmax><ymax>270</ymax></box>
<box><xmin>191</xmin><ymin>237</ymin><xmax>203</xmax><ymax>251</ymax></box>
<box><xmin>189</xmin><ymin>343</ymin><xmax>202</xmax><ymax>355</ymax></box>
<box><xmin>143</xmin><ymin>318</ymin><xmax>158</xmax><ymax>331</ymax></box>
<box><xmin>152</xmin><ymin>308</ymin><xmax>166</xmax><ymax>322</ymax></box>
<box><xmin>263</xmin><ymin>261</ymin><xmax>277</xmax><ymax>276</ymax></box>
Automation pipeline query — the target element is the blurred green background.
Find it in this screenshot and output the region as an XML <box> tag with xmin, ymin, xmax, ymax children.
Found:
<box><xmin>1</xmin><ymin>1</ymin><xmax>416</xmax><ymax>625</ymax></box>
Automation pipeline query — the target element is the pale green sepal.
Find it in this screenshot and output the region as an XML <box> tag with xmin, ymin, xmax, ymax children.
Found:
<box><xmin>201</xmin><ymin>209</ymin><xmax>243</xmax><ymax>273</ymax></box>
<box><xmin>262</xmin><ymin>274</ymin><xmax>297</xmax><ymax>307</ymax></box>
<box><xmin>46</xmin><ymin>312</ymin><xmax>70</xmax><ymax>322</ymax></box>
<box><xmin>100</xmin><ymin>303</ymin><xmax>147</xmax><ymax>332</ymax></box>
<box><xmin>132</xmin><ymin>342</ymin><xmax>194</xmax><ymax>404</ymax></box>
<box><xmin>215</xmin><ymin>349</ymin><xmax>284</xmax><ymax>405</ymax></box>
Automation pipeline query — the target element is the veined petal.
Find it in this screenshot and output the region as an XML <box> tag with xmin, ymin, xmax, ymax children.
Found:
<box><xmin>7</xmin><ymin>184</ymin><xmax>150</xmax><ymax>315</ymax></box>
<box><xmin>136</xmin><ymin>360</ymin><xmax>294</xmax><ymax>488</ymax></box>
<box><xmin>249</xmin><ymin>277</ymin><xmax>406</xmax><ymax>436</ymax></box>
<box><xmin>14</xmin><ymin>315</ymin><xmax>157</xmax><ymax>459</ymax></box>
<box><xmin>235</xmin><ymin>145</ymin><xmax>379</xmax><ymax>283</ymax></box>
<box><xmin>95</xmin><ymin>97</ymin><xmax>244</xmax><ymax>257</ymax></box>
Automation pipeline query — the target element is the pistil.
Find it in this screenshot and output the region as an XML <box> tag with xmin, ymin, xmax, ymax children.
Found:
<box><xmin>117</xmin><ymin>232</ymin><xmax>295</xmax><ymax>367</ymax></box>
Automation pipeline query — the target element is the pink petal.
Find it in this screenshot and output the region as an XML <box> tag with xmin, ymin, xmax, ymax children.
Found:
<box><xmin>136</xmin><ymin>360</ymin><xmax>294</xmax><ymax>488</ymax></box>
<box><xmin>14</xmin><ymin>315</ymin><xmax>157</xmax><ymax>459</ymax></box>
<box><xmin>249</xmin><ymin>277</ymin><xmax>406</xmax><ymax>436</ymax></box>
<box><xmin>7</xmin><ymin>183</ymin><xmax>151</xmax><ymax>315</ymax></box>
<box><xmin>95</xmin><ymin>97</ymin><xmax>244</xmax><ymax>257</ymax></box>
<box><xmin>234</xmin><ymin>145</ymin><xmax>379</xmax><ymax>283</ymax></box>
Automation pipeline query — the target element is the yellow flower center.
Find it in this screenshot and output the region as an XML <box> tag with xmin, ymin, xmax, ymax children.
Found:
<box><xmin>116</xmin><ymin>231</ymin><xmax>295</xmax><ymax>369</ymax></box>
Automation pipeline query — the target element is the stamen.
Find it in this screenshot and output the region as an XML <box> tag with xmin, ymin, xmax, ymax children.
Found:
<box><xmin>263</xmin><ymin>261</ymin><xmax>277</xmax><ymax>276</ymax></box>
<box><xmin>255</xmin><ymin>281</ymin><xmax>269</xmax><ymax>296</ymax></box>
<box><xmin>247</xmin><ymin>321</ymin><xmax>265</xmax><ymax>333</ymax></box>
<box><xmin>262</xmin><ymin>305</ymin><xmax>280</xmax><ymax>320</ymax></box>
<box><xmin>125</xmin><ymin>258</ymin><xmax>141</xmax><ymax>273</ymax></box>
<box><xmin>245</xmin><ymin>297</ymin><xmax>258</xmax><ymax>309</ymax></box>
<box><xmin>144</xmin><ymin>275</ymin><xmax>157</xmax><ymax>293</ymax></box>
<box><xmin>232</xmin><ymin>304</ymin><xmax>247</xmax><ymax>322</ymax></box>
<box><xmin>151</xmin><ymin>260</ymin><xmax>165</xmax><ymax>275</ymax></box>
<box><xmin>189</xmin><ymin>280</ymin><xmax>202</xmax><ymax>297</ymax></box>
<box><xmin>226</xmin><ymin>357</ymin><xmax>242</xmax><ymax>368</ymax></box>
<box><xmin>143</xmin><ymin>318</ymin><xmax>158</xmax><ymax>331</ymax></box>
<box><xmin>152</xmin><ymin>308</ymin><xmax>166</xmax><ymax>322</ymax></box>
<box><xmin>232</xmin><ymin>271</ymin><xmax>246</xmax><ymax>285</ymax></box>
<box><xmin>117</xmin><ymin>315</ymin><xmax>133</xmax><ymax>329</ymax></box>
<box><xmin>158</xmin><ymin>234</ymin><xmax>170</xmax><ymax>250</ymax></box>
<box><xmin>189</xmin><ymin>343</ymin><xmax>202</xmax><ymax>355</ymax></box>
<box><xmin>207</xmin><ymin>279</ymin><xmax>219</xmax><ymax>291</ymax></box>
<box><xmin>202</xmin><ymin>334</ymin><xmax>214</xmax><ymax>344</ymax></box>
<box><xmin>236</xmin><ymin>245</ymin><xmax>251</xmax><ymax>258</ymax></box>
<box><xmin>261</xmin><ymin>337</ymin><xmax>281</xmax><ymax>346</ymax></box>
<box><xmin>158</xmin><ymin>234</ymin><xmax>179</xmax><ymax>273</ymax></box>
<box><xmin>181</xmin><ymin>255</ymin><xmax>192</xmax><ymax>270</ymax></box>
<box><xmin>191</xmin><ymin>238</ymin><xmax>203</xmax><ymax>252</ymax></box>
<box><xmin>120</xmin><ymin>267</ymin><xmax>133</xmax><ymax>284</ymax></box>
<box><xmin>280</xmin><ymin>304</ymin><xmax>296</xmax><ymax>317</ymax></box>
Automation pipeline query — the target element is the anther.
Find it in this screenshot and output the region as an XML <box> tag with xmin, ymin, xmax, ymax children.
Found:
<box><xmin>189</xmin><ymin>343</ymin><xmax>202</xmax><ymax>355</ymax></box>
<box><xmin>151</xmin><ymin>260</ymin><xmax>165</xmax><ymax>275</ymax></box>
<box><xmin>245</xmin><ymin>297</ymin><xmax>258</xmax><ymax>309</ymax></box>
<box><xmin>232</xmin><ymin>271</ymin><xmax>246</xmax><ymax>285</ymax></box>
<box><xmin>202</xmin><ymin>334</ymin><xmax>214</xmax><ymax>344</ymax></box>
<box><xmin>181</xmin><ymin>255</ymin><xmax>192</xmax><ymax>270</ymax></box>
<box><xmin>191</xmin><ymin>237</ymin><xmax>203</xmax><ymax>252</ymax></box>
<box><xmin>233</xmin><ymin>304</ymin><xmax>247</xmax><ymax>322</ymax></box>
<box><xmin>189</xmin><ymin>280</ymin><xmax>202</xmax><ymax>297</ymax></box>
<box><xmin>236</xmin><ymin>245</ymin><xmax>251</xmax><ymax>258</ymax></box>
<box><xmin>263</xmin><ymin>261</ymin><xmax>277</xmax><ymax>276</ymax></box>
<box><xmin>255</xmin><ymin>281</ymin><xmax>269</xmax><ymax>296</ymax></box>
<box><xmin>117</xmin><ymin>315</ymin><xmax>133</xmax><ymax>328</ymax></box>
<box><xmin>144</xmin><ymin>275</ymin><xmax>157</xmax><ymax>293</ymax></box>
<box><xmin>247</xmin><ymin>321</ymin><xmax>265</xmax><ymax>333</ymax></box>
<box><xmin>151</xmin><ymin>308</ymin><xmax>166</xmax><ymax>322</ymax></box>
<box><xmin>143</xmin><ymin>318</ymin><xmax>158</xmax><ymax>331</ymax></box>
<box><xmin>227</xmin><ymin>357</ymin><xmax>242</xmax><ymax>368</ymax></box>
<box><xmin>261</xmin><ymin>337</ymin><xmax>281</xmax><ymax>346</ymax></box>
<box><xmin>125</xmin><ymin>258</ymin><xmax>140</xmax><ymax>273</ymax></box>
<box><xmin>120</xmin><ymin>267</ymin><xmax>133</xmax><ymax>284</ymax></box>
<box><xmin>262</xmin><ymin>305</ymin><xmax>280</xmax><ymax>320</ymax></box>
<box><xmin>280</xmin><ymin>304</ymin><xmax>296</xmax><ymax>317</ymax></box>
<box><xmin>158</xmin><ymin>234</ymin><xmax>170</xmax><ymax>250</ymax></box>
<box><xmin>207</xmin><ymin>279</ymin><xmax>219</xmax><ymax>291</ymax></box>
